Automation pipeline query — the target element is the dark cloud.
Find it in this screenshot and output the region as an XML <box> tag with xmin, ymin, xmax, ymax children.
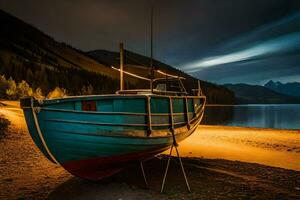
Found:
<box><xmin>0</xmin><ymin>0</ymin><xmax>299</xmax><ymax>84</ymax></box>
<box><xmin>187</xmin><ymin>11</ymin><xmax>300</xmax><ymax>84</ymax></box>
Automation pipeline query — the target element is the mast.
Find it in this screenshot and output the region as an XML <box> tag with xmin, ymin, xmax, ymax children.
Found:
<box><xmin>150</xmin><ymin>6</ymin><xmax>154</xmax><ymax>92</ymax></box>
<box><xmin>119</xmin><ymin>42</ymin><xmax>124</xmax><ymax>91</ymax></box>
<box><xmin>198</xmin><ymin>80</ymin><xmax>201</xmax><ymax>96</ymax></box>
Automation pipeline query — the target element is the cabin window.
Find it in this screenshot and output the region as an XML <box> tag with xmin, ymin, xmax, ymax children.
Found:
<box><xmin>155</xmin><ymin>83</ymin><xmax>167</xmax><ymax>91</ymax></box>
<box><xmin>82</xmin><ymin>100</ymin><xmax>97</xmax><ymax>111</ymax></box>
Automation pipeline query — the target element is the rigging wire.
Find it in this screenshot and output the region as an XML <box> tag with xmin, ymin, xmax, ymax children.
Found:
<box><xmin>111</xmin><ymin>66</ymin><xmax>151</xmax><ymax>81</ymax></box>
<box><xmin>112</xmin><ymin>65</ymin><xmax>184</xmax><ymax>81</ymax></box>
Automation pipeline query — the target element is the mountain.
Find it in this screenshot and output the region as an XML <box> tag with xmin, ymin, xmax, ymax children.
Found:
<box><xmin>264</xmin><ymin>80</ymin><xmax>300</xmax><ymax>98</ymax></box>
<box><xmin>0</xmin><ymin>9</ymin><xmax>235</xmax><ymax>104</ymax></box>
<box><xmin>224</xmin><ymin>83</ymin><xmax>300</xmax><ymax>104</ymax></box>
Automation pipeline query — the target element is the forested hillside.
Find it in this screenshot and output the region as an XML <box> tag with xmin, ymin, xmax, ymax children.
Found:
<box><xmin>0</xmin><ymin>9</ymin><xmax>235</xmax><ymax>104</ymax></box>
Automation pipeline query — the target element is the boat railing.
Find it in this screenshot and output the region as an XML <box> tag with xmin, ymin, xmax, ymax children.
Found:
<box><xmin>36</xmin><ymin>95</ymin><xmax>206</xmax><ymax>133</ymax></box>
<box><xmin>116</xmin><ymin>89</ymin><xmax>187</xmax><ymax>96</ymax></box>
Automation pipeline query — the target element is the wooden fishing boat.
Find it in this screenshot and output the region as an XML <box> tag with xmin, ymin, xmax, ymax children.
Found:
<box><xmin>21</xmin><ymin>10</ymin><xmax>206</xmax><ymax>184</ymax></box>
<box><xmin>21</xmin><ymin>81</ymin><xmax>205</xmax><ymax>180</ymax></box>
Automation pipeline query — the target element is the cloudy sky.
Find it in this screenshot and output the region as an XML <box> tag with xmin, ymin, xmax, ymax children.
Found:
<box><xmin>1</xmin><ymin>0</ymin><xmax>299</xmax><ymax>85</ymax></box>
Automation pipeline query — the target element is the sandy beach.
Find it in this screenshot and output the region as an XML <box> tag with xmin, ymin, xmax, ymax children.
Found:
<box><xmin>177</xmin><ymin>125</ymin><xmax>300</xmax><ymax>171</ymax></box>
<box><xmin>0</xmin><ymin>101</ymin><xmax>299</xmax><ymax>200</ymax></box>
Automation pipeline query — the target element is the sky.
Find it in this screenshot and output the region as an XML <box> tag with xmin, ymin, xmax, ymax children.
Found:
<box><xmin>0</xmin><ymin>0</ymin><xmax>300</xmax><ymax>85</ymax></box>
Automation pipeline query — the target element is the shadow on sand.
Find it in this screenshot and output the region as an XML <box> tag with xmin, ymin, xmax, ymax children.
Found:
<box><xmin>46</xmin><ymin>157</ymin><xmax>196</xmax><ymax>200</ymax></box>
<box><xmin>46</xmin><ymin>156</ymin><xmax>300</xmax><ymax>200</ymax></box>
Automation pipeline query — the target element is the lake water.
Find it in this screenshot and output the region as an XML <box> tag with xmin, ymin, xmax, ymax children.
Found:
<box><xmin>202</xmin><ymin>104</ymin><xmax>300</xmax><ymax>130</ymax></box>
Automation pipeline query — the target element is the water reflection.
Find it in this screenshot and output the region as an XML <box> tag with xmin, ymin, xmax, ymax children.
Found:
<box><xmin>203</xmin><ymin>104</ymin><xmax>300</xmax><ymax>130</ymax></box>
<box><xmin>202</xmin><ymin>106</ymin><xmax>234</xmax><ymax>125</ymax></box>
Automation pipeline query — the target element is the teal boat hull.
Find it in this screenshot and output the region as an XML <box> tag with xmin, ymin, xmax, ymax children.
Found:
<box><xmin>21</xmin><ymin>94</ymin><xmax>205</xmax><ymax>180</ymax></box>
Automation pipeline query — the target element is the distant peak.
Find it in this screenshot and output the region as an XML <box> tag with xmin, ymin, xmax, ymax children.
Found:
<box><xmin>264</xmin><ymin>80</ymin><xmax>275</xmax><ymax>86</ymax></box>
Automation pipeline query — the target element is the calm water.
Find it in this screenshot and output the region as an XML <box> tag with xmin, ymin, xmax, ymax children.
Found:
<box><xmin>202</xmin><ymin>104</ymin><xmax>300</xmax><ymax>130</ymax></box>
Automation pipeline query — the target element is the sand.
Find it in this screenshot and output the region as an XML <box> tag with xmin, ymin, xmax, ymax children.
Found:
<box><xmin>0</xmin><ymin>101</ymin><xmax>299</xmax><ymax>200</ymax></box>
<box><xmin>177</xmin><ymin>125</ymin><xmax>300</xmax><ymax>171</ymax></box>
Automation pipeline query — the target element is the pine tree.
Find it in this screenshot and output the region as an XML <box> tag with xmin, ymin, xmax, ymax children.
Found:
<box><xmin>86</xmin><ymin>84</ymin><xmax>94</xmax><ymax>95</ymax></box>
<box><xmin>47</xmin><ymin>87</ymin><xmax>67</xmax><ymax>99</ymax></box>
<box><xmin>0</xmin><ymin>75</ymin><xmax>9</xmax><ymax>98</ymax></box>
<box><xmin>6</xmin><ymin>77</ymin><xmax>17</xmax><ymax>100</ymax></box>
<box><xmin>17</xmin><ymin>80</ymin><xmax>33</xmax><ymax>98</ymax></box>
<box><xmin>38</xmin><ymin>67</ymin><xmax>49</xmax><ymax>93</ymax></box>
<box><xmin>34</xmin><ymin>87</ymin><xmax>44</xmax><ymax>99</ymax></box>
<box><xmin>81</xmin><ymin>85</ymin><xmax>87</xmax><ymax>95</ymax></box>
<box><xmin>26</xmin><ymin>68</ymin><xmax>34</xmax><ymax>85</ymax></box>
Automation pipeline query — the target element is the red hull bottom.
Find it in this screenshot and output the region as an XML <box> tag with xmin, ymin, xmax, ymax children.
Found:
<box><xmin>61</xmin><ymin>147</ymin><xmax>169</xmax><ymax>180</ymax></box>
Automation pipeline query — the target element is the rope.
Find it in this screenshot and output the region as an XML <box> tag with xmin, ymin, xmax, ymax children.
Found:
<box><xmin>31</xmin><ymin>99</ymin><xmax>59</xmax><ymax>164</ymax></box>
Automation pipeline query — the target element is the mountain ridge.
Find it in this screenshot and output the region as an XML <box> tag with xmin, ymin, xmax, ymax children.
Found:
<box><xmin>264</xmin><ymin>80</ymin><xmax>300</xmax><ymax>98</ymax></box>
<box><xmin>224</xmin><ymin>83</ymin><xmax>300</xmax><ymax>104</ymax></box>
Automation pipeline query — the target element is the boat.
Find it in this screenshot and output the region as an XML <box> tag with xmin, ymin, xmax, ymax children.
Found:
<box><xmin>21</xmin><ymin>74</ymin><xmax>206</xmax><ymax>180</ymax></box>
<box><xmin>20</xmin><ymin>10</ymin><xmax>206</xmax><ymax>183</ymax></box>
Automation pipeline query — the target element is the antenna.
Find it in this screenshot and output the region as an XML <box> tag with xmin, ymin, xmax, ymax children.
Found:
<box><xmin>119</xmin><ymin>42</ymin><xmax>124</xmax><ymax>91</ymax></box>
<box><xmin>150</xmin><ymin>6</ymin><xmax>154</xmax><ymax>92</ymax></box>
<box><xmin>150</xmin><ymin>6</ymin><xmax>153</xmax><ymax>69</ymax></box>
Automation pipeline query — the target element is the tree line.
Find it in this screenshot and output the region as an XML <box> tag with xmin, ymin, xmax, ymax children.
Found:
<box><xmin>0</xmin><ymin>55</ymin><xmax>124</xmax><ymax>99</ymax></box>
